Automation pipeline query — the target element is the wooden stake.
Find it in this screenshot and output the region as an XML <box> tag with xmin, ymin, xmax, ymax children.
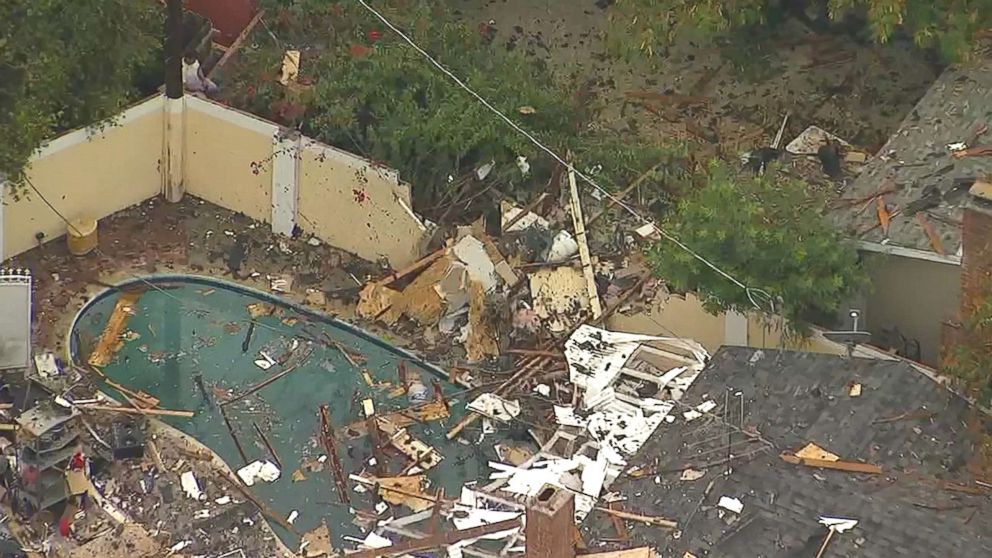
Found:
<box><xmin>252</xmin><ymin>422</ymin><xmax>283</xmax><ymax>469</ymax></box>
<box><xmin>814</xmin><ymin>528</ymin><xmax>836</xmax><ymax>558</ymax></box>
<box><xmin>219</xmin><ymin>404</ymin><xmax>250</xmax><ymax>466</ymax></box>
<box><xmin>220</xmin><ymin>363</ymin><xmax>302</xmax><ymax>407</ymax></box>
<box><xmin>318</xmin><ymin>405</ymin><xmax>351</xmax><ymax>504</ymax></box>
<box><xmin>779</xmin><ymin>453</ymin><xmax>882</xmax><ymax>474</ymax></box>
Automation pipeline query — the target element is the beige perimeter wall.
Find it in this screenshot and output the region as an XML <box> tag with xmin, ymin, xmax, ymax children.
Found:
<box><xmin>3</xmin><ymin>96</ymin><xmax>164</xmax><ymax>258</ymax></box>
<box><xmin>298</xmin><ymin>142</ymin><xmax>425</xmax><ymax>267</ymax></box>
<box><xmin>185</xmin><ymin>99</ymin><xmax>274</xmax><ymax>224</ymax></box>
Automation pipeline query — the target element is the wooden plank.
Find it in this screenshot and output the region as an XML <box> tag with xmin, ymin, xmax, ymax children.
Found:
<box><xmin>88</xmin><ymin>290</ymin><xmax>143</xmax><ymax>367</ymax></box>
<box><xmin>77</xmin><ymin>405</ymin><xmax>193</xmax><ymax>418</ymax></box>
<box><xmin>566</xmin><ymin>154</ymin><xmax>602</xmax><ymax>318</ymax></box>
<box><xmin>207</xmin><ymin>9</ymin><xmax>265</xmax><ymax>78</ymax></box>
<box><xmin>779</xmin><ymin>453</ymin><xmax>882</xmax><ymax>474</ymax></box>
<box><xmin>340</xmin><ymin>400</ymin><xmax>449</xmax><ymax>440</ymax></box>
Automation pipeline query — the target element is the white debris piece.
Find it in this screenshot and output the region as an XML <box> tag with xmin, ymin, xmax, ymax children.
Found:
<box><xmin>287</xmin><ymin>510</ymin><xmax>299</xmax><ymax>524</ymax></box>
<box><xmin>554</xmin><ymin>405</ymin><xmax>587</xmax><ymax>428</ymax></box>
<box><xmin>34</xmin><ymin>353</ymin><xmax>60</xmax><ymax>377</ymax></box>
<box><xmin>819</xmin><ymin>516</ymin><xmax>859</xmax><ymax>532</ymax></box>
<box><xmin>947</xmin><ymin>142</ymin><xmax>968</xmax><ymax>152</ymax></box>
<box><xmin>501</xmin><ymin>201</ymin><xmax>550</xmax><ymax>232</ymax></box>
<box><xmin>237</xmin><ymin>460</ymin><xmax>281</xmax><ymax>486</ymax></box>
<box><xmin>682</xmin><ymin>400</ymin><xmax>717</xmax><ymax>422</ymax></box>
<box><xmin>680</xmin><ymin>468</ymin><xmax>706</xmax><ymax>481</ymax></box>
<box><xmin>717</xmin><ymin>496</ymin><xmax>744</xmax><ymax>514</ymax></box>
<box><xmin>476</xmin><ymin>160</ymin><xmax>495</xmax><ymax>180</ymax></box>
<box><xmin>169</xmin><ymin>540</ymin><xmax>192</xmax><ymax>552</ymax></box>
<box><xmin>375</xmin><ymin>502</ymin><xmax>389</xmax><ymax>514</ymax></box>
<box><xmin>516</xmin><ymin>156</ymin><xmax>530</xmax><ymax>175</ymax></box>
<box><xmin>254</xmin><ymin>351</ymin><xmax>276</xmax><ymax>370</ymax></box>
<box><xmin>785</xmin><ymin>125</ymin><xmax>852</xmax><ymax>155</ymax></box>
<box><xmin>215</xmin><ymin>496</ymin><xmax>231</xmax><ymax>505</ymax></box>
<box><xmin>361</xmin><ymin>532</ymin><xmax>393</xmax><ymax>549</ymax></box>
<box><xmin>467</xmin><ymin>393</ymin><xmax>521</xmax><ymax>422</ymax></box>
<box><xmin>546</xmin><ymin>230</ymin><xmax>579</xmax><ymax>263</ymax></box>
<box><xmin>489</xmin><ymin>459</ymin><xmax>578</xmax><ymax>497</ymax></box>
<box><xmin>451</xmin><ymin>236</ymin><xmax>499</xmax><ymax>292</ymax></box>
<box><xmin>533</xmin><ymin>384</ymin><xmax>551</xmax><ymax>398</ymax></box>
<box><xmin>180</xmin><ymin>471</ymin><xmax>203</xmax><ymax>500</ymax></box>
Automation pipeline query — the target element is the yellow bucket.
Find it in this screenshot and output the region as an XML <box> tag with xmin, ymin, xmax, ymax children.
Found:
<box><xmin>67</xmin><ymin>217</ymin><xmax>98</xmax><ymax>256</ymax></box>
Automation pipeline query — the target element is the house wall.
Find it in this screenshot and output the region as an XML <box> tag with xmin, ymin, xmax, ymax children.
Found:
<box><xmin>607</xmin><ymin>291</ymin><xmax>847</xmax><ymax>356</ymax></box>
<box><xmin>862</xmin><ymin>251</ymin><xmax>961</xmax><ymax>365</ymax></box>
<box><xmin>2</xmin><ymin>96</ymin><xmax>164</xmax><ymax>259</ymax></box>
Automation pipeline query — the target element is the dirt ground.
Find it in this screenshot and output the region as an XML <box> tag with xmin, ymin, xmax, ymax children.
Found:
<box><xmin>452</xmin><ymin>0</ymin><xmax>940</xmax><ymax>150</ymax></box>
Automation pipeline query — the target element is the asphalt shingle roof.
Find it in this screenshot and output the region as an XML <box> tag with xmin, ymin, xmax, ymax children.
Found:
<box><xmin>828</xmin><ymin>59</ymin><xmax>992</xmax><ymax>255</ymax></box>
<box><xmin>586</xmin><ymin>347</ymin><xmax>992</xmax><ymax>558</ymax></box>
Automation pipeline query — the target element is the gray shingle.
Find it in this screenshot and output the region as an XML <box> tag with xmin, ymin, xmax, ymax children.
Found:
<box><xmin>584</xmin><ymin>347</ymin><xmax>992</xmax><ymax>557</ymax></box>
<box><xmin>828</xmin><ymin>60</ymin><xmax>992</xmax><ymax>255</ymax></box>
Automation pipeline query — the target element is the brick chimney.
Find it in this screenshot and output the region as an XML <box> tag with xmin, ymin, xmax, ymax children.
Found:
<box><xmin>960</xmin><ymin>181</ymin><xmax>992</xmax><ymax>319</ymax></box>
<box><xmin>942</xmin><ymin>180</ymin><xmax>992</xmax><ymax>365</ymax></box>
<box><xmin>525</xmin><ymin>484</ymin><xmax>575</xmax><ymax>558</ymax></box>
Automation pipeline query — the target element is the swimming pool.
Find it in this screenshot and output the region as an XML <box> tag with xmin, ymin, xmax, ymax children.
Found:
<box><xmin>70</xmin><ymin>275</ymin><xmax>490</xmax><ymax>544</ymax></box>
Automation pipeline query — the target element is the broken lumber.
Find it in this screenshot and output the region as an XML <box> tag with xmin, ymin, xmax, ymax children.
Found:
<box><xmin>952</xmin><ymin>144</ymin><xmax>992</xmax><ymax>159</ymax></box>
<box><xmin>340</xmin><ymin>400</ymin><xmax>450</xmax><ymax>440</ymax></box>
<box><xmin>345</xmin><ymin>518</ymin><xmax>521</xmax><ymax>558</ymax></box>
<box><xmin>77</xmin><ymin>405</ymin><xmax>193</xmax><ymax>418</ymax></box>
<box><xmin>253</xmin><ymin>422</ymin><xmax>283</xmax><ymax>469</ymax></box>
<box><xmin>220</xmin><ymin>362</ymin><xmax>302</xmax><ymax>407</ymax></box>
<box><xmin>219</xmin><ymin>472</ymin><xmax>301</xmax><ymax>536</ymax></box>
<box><xmin>566</xmin><ymin>153</ymin><xmax>602</xmax><ymax>319</ymax></box>
<box><xmin>916</xmin><ymin>212</ymin><xmax>946</xmax><ymax>255</ymax></box>
<box><xmin>779</xmin><ymin>452</ymin><xmax>882</xmax><ymax>474</ymax></box>
<box><xmin>219</xmin><ymin>404</ymin><xmax>249</xmax><ymax>465</ymax></box>
<box><xmin>207</xmin><ymin>10</ymin><xmax>265</xmax><ymax>78</ymax></box>
<box><xmin>318</xmin><ymin>405</ymin><xmax>351</xmax><ymax>504</ymax></box>
<box><xmin>502</xmin><ymin>192</ymin><xmax>550</xmax><ymax>233</ymax></box>
<box><xmin>88</xmin><ymin>290</ymin><xmax>143</xmax><ymax>367</ymax></box>
<box><xmin>876</xmin><ymin>197</ymin><xmax>891</xmax><ymax>236</ymax></box>
<box><xmin>377</xmin><ymin>417</ymin><xmax>443</xmax><ymax>470</ymax></box>
<box><xmin>372</xmin><ymin>247</ymin><xmax>447</xmax><ymax>290</ymax></box>
<box><xmin>594</xmin><ymin>507</ymin><xmax>678</xmax><ymax>529</ymax></box>
<box><xmin>445</xmin><ymin>356</ymin><xmax>551</xmax><ymax>439</ymax></box>
<box><xmin>586</xmin><ymin>163</ymin><xmax>662</xmax><ymax>227</ymax></box>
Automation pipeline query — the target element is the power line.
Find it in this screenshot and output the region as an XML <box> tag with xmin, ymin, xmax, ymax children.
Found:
<box><xmin>354</xmin><ymin>0</ymin><xmax>774</xmax><ymax>313</ymax></box>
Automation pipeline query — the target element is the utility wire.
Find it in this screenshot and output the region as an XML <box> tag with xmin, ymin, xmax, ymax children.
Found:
<box><xmin>354</xmin><ymin>0</ymin><xmax>774</xmax><ymax>313</ymax></box>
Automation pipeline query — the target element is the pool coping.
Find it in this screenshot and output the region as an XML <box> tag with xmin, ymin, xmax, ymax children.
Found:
<box><xmin>65</xmin><ymin>273</ymin><xmax>450</xmax><ymax>379</ymax></box>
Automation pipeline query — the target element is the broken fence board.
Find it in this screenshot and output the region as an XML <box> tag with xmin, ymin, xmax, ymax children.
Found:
<box><xmin>88</xmin><ymin>290</ymin><xmax>143</xmax><ymax>367</ymax></box>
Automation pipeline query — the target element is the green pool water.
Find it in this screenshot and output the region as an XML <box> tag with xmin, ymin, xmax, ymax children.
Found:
<box><xmin>70</xmin><ymin>276</ymin><xmax>489</xmax><ymax>545</ymax></box>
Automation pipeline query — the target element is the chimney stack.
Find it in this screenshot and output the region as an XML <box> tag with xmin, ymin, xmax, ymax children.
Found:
<box><xmin>525</xmin><ymin>484</ymin><xmax>575</xmax><ymax>558</ymax></box>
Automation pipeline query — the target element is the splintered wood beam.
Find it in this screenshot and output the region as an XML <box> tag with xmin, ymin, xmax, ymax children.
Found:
<box><xmin>88</xmin><ymin>290</ymin><xmax>144</xmax><ymax>366</ymax></box>
<box><xmin>319</xmin><ymin>405</ymin><xmax>351</xmax><ymax>504</ymax></box>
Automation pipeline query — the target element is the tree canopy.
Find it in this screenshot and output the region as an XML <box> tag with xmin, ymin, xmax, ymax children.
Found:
<box><xmin>0</xmin><ymin>0</ymin><xmax>161</xmax><ymax>185</ymax></box>
<box><xmin>646</xmin><ymin>161</ymin><xmax>866</xmax><ymax>331</ymax></box>
<box><xmin>609</xmin><ymin>0</ymin><xmax>992</xmax><ymax>62</ymax></box>
<box><xmin>230</xmin><ymin>0</ymin><xmax>677</xmax><ymax>207</ymax></box>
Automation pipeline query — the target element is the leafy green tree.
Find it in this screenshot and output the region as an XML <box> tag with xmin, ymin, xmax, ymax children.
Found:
<box><xmin>944</xmin><ymin>291</ymin><xmax>992</xmax><ymax>404</ymax></box>
<box><xmin>609</xmin><ymin>0</ymin><xmax>991</xmax><ymax>62</ymax></box>
<box><xmin>646</xmin><ymin>161</ymin><xmax>866</xmax><ymax>331</ymax></box>
<box><xmin>0</xmin><ymin>0</ymin><xmax>161</xmax><ymax>185</ymax></box>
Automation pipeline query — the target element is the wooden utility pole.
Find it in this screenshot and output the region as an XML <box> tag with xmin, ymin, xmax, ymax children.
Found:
<box><xmin>164</xmin><ymin>0</ymin><xmax>184</xmax><ymax>99</ymax></box>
